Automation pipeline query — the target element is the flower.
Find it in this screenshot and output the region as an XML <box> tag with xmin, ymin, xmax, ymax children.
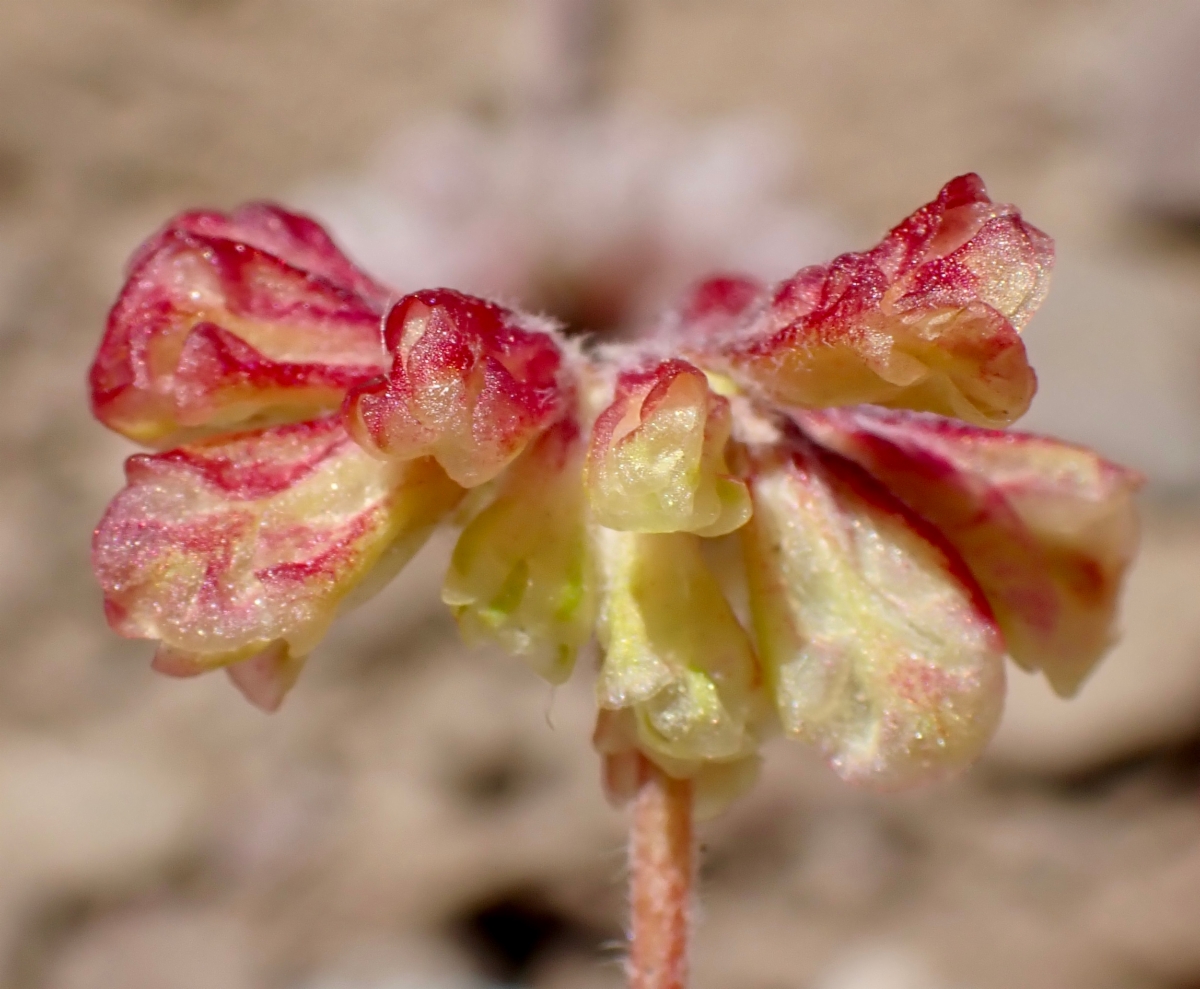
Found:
<box><xmin>90</xmin><ymin>175</ymin><xmax>1140</xmax><ymax>810</ymax></box>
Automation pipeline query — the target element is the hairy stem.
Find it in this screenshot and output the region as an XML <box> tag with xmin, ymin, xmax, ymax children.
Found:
<box><xmin>628</xmin><ymin>755</ymin><xmax>694</xmax><ymax>989</ymax></box>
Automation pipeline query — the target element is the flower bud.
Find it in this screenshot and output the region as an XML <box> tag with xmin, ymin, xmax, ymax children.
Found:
<box><xmin>594</xmin><ymin>527</ymin><xmax>764</xmax><ymax>765</ymax></box>
<box><xmin>586</xmin><ymin>360</ymin><xmax>750</xmax><ymax>536</ymax></box>
<box><xmin>443</xmin><ymin>418</ymin><xmax>594</xmax><ymax>683</ymax></box>
<box><xmin>594</xmin><ymin>708</ymin><xmax>762</xmax><ymax>821</ymax></box>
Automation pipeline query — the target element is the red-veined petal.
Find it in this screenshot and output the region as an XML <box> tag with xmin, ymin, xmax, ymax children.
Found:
<box><xmin>795</xmin><ymin>405</ymin><xmax>1142</xmax><ymax>695</ymax></box>
<box><xmin>700</xmin><ymin>175</ymin><xmax>1051</xmax><ymax>427</ymax></box>
<box><xmin>741</xmin><ymin>439</ymin><xmax>1006</xmax><ymax>787</ymax></box>
<box><xmin>93</xmin><ymin>416</ymin><xmax>464</xmax><ymax>707</ymax></box>
<box><xmin>91</xmin><ymin>206</ymin><xmax>388</xmax><ymax>446</ymax></box>
<box><xmin>129</xmin><ymin>202</ymin><xmax>392</xmax><ymax>307</ymax></box>
<box><xmin>345</xmin><ymin>289</ymin><xmax>566</xmax><ymax>487</ymax></box>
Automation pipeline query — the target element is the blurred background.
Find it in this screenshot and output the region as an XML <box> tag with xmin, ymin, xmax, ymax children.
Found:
<box><xmin>3</xmin><ymin>1</ymin><xmax>1200</xmax><ymax>987</ymax></box>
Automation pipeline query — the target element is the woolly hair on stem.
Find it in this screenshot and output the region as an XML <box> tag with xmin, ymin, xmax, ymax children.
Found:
<box><xmin>628</xmin><ymin>756</ymin><xmax>694</xmax><ymax>989</ymax></box>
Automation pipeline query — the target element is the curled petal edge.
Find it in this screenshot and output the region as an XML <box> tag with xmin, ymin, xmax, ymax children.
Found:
<box><xmin>91</xmin><ymin>207</ymin><xmax>388</xmax><ymax>446</ymax></box>
<box><xmin>345</xmin><ymin>288</ymin><xmax>566</xmax><ymax>487</ymax></box>
<box><xmin>689</xmin><ymin>174</ymin><xmax>1051</xmax><ymax>428</ymax></box>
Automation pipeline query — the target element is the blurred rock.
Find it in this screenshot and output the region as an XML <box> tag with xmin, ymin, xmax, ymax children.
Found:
<box><xmin>813</xmin><ymin>943</ymin><xmax>959</xmax><ymax>989</ymax></box>
<box><xmin>296</xmin><ymin>934</ymin><xmax>490</xmax><ymax>989</ymax></box>
<box><xmin>43</xmin><ymin>907</ymin><xmax>255</xmax><ymax>989</ymax></box>
<box><xmin>1109</xmin><ymin>1</ymin><xmax>1200</xmax><ymax>218</ymax></box>
<box><xmin>1020</xmin><ymin>254</ymin><xmax>1200</xmax><ymax>491</ymax></box>
<box><xmin>1085</xmin><ymin>840</ymin><xmax>1200</xmax><ymax>984</ymax></box>
<box><xmin>0</xmin><ymin>732</ymin><xmax>199</xmax><ymax>894</ymax></box>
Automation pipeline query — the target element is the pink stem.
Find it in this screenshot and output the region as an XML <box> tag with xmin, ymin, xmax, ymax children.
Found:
<box><xmin>628</xmin><ymin>755</ymin><xmax>694</xmax><ymax>989</ymax></box>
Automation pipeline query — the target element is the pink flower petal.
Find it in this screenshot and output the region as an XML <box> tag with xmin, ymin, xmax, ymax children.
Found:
<box><xmin>225</xmin><ymin>642</ymin><xmax>305</xmax><ymax>713</ymax></box>
<box><xmin>93</xmin><ymin>416</ymin><xmax>464</xmax><ymax>700</ymax></box>
<box><xmin>742</xmin><ymin>439</ymin><xmax>1006</xmax><ymax>788</ymax></box>
<box><xmin>345</xmin><ymin>288</ymin><xmax>566</xmax><ymax>487</ymax></box>
<box><xmin>91</xmin><ymin>205</ymin><xmax>388</xmax><ymax>446</ymax></box>
<box><xmin>795</xmin><ymin>405</ymin><xmax>1143</xmax><ymax>695</ymax></box>
<box><xmin>697</xmin><ymin>175</ymin><xmax>1051</xmax><ymax>427</ymax></box>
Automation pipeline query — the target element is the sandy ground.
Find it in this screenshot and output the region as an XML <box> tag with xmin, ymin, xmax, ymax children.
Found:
<box><xmin>3</xmin><ymin>2</ymin><xmax>1200</xmax><ymax>988</ymax></box>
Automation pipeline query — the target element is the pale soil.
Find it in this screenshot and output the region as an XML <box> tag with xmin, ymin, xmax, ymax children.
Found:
<box><xmin>3</xmin><ymin>3</ymin><xmax>1200</xmax><ymax>988</ymax></box>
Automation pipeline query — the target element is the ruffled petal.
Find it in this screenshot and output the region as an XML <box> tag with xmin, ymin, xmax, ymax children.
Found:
<box><xmin>585</xmin><ymin>359</ymin><xmax>750</xmax><ymax>536</ymax></box>
<box><xmin>795</xmin><ymin>405</ymin><xmax>1143</xmax><ymax>695</ymax></box>
<box><xmin>443</xmin><ymin>419</ymin><xmax>594</xmax><ymax>683</ymax></box>
<box><xmin>700</xmin><ymin>175</ymin><xmax>1051</xmax><ymax>427</ymax></box>
<box><xmin>93</xmin><ymin>415</ymin><xmax>464</xmax><ymax>704</ymax></box>
<box><xmin>866</xmin><ymin>173</ymin><xmax>1053</xmax><ymax>331</ymax></box>
<box><xmin>130</xmin><ymin>202</ymin><xmax>392</xmax><ymax>308</ymax></box>
<box><xmin>741</xmin><ymin>439</ymin><xmax>1006</xmax><ymax>788</ymax></box>
<box><xmin>345</xmin><ymin>289</ymin><xmax>566</xmax><ymax>487</ymax></box>
<box><xmin>91</xmin><ymin>205</ymin><xmax>389</xmax><ymax>446</ymax></box>
<box><xmin>593</xmin><ymin>527</ymin><xmax>764</xmax><ymax>767</ymax></box>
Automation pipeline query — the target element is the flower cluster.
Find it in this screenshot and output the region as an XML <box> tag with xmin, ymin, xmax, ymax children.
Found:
<box><xmin>90</xmin><ymin>176</ymin><xmax>1141</xmax><ymax>812</ymax></box>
